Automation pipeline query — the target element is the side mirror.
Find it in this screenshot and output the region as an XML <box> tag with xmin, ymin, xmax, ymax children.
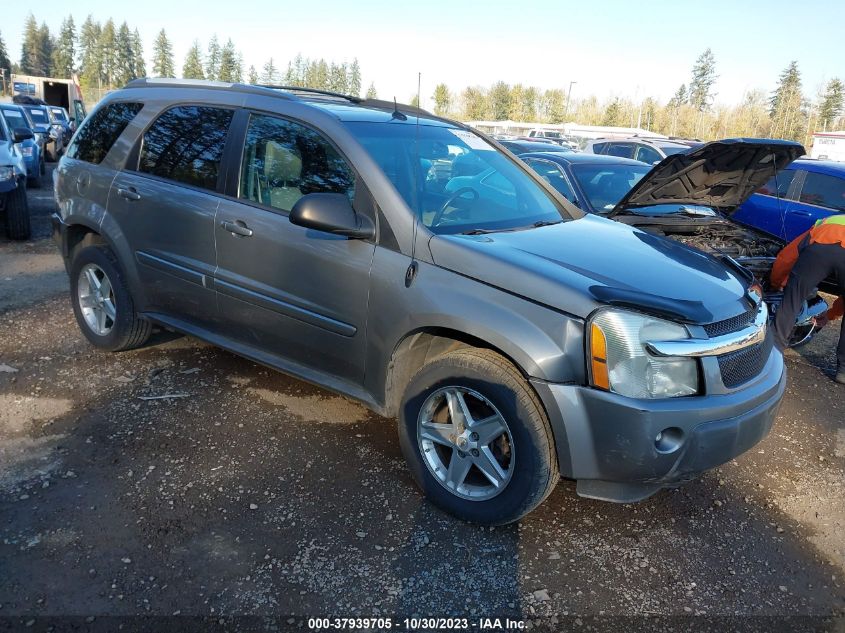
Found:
<box><xmin>13</xmin><ymin>127</ymin><xmax>34</xmax><ymax>143</ymax></box>
<box><xmin>289</xmin><ymin>193</ymin><xmax>375</xmax><ymax>240</ymax></box>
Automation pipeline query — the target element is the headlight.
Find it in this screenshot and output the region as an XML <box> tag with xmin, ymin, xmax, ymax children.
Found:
<box><xmin>0</xmin><ymin>166</ymin><xmax>14</xmax><ymax>181</ymax></box>
<box><xmin>588</xmin><ymin>308</ymin><xmax>699</xmax><ymax>398</ymax></box>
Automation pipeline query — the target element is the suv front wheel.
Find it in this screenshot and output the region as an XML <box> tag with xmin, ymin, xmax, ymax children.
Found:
<box><xmin>399</xmin><ymin>348</ymin><xmax>559</xmax><ymax>524</ymax></box>
<box><xmin>69</xmin><ymin>245</ymin><xmax>152</xmax><ymax>351</ymax></box>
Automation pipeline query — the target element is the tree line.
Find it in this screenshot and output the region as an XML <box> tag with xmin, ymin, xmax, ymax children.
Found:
<box><xmin>1</xmin><ymin>14</ymin><xmax>374</xmax><ymax>101</ymax></box>
<box><xmin>430</xmin><ymin>49</ymin><xmax>843</xmax><ymax>148</ymax></box>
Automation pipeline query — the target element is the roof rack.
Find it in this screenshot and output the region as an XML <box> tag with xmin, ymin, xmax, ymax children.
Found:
<box><xmin>256</xmin><ymin>84</ymin><xmax>362</xmax><ymax>103</ymax></box>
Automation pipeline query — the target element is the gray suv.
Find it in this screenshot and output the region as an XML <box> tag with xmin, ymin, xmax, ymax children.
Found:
<box><xmin>53</xmin><ymin>79</ymin><xmax>794</xmax><ymax>524</ymax></box>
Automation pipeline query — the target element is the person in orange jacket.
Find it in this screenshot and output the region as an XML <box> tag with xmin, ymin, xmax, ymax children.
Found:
<box><xmin>771</xmin><ymin>215</ymin><xmax>845</xmax><ymax>384</ymax></box>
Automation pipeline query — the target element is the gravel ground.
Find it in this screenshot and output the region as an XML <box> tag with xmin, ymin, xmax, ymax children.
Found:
<box><xmin>0</xmin><ymin>168</ymin><xmax>843</xmax><ymax>630</ymax></box>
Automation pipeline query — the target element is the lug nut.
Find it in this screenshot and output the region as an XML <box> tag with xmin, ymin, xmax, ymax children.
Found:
<box><xmin>457</xmin><ymin>450</ymin><xmax>466</xmax><ymax>458</ymax></box>
<box><xmin>470</xmin><ymin>432</ymin><xmax>479</xmax><ymax>441</ymax></box>
<box><xmin>471</xmin><ymin>449</ymin><xmax>479</xmax><ymax>457</ymax></box>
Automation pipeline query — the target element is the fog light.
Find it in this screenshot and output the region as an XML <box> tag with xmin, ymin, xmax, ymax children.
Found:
<box><xmin>655</xmin><ymin>427</ymin><xmax>684</xmax><ymax>454</ymax></box>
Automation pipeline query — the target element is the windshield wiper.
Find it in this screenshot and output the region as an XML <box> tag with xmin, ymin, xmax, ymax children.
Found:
<box><xmin>460</xmin><ymin>228</ymin><xmax>501</xmax><ymax>235</ymax></box>
<box><xmin>460</xmin><ymin>220</ymin><xmax>562</xmax><ymax>235</ymax></box>
<box><xmin>531</xmin><ymin>220</ymin><xmax>563</xmax><ymax>228</ymax></box>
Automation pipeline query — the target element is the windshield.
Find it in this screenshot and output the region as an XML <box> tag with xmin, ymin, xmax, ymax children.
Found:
<box><xmin>570</xmin><ymin>163</ymin><xmax>651</xmax><ymax>212</ymax></box>
<box><xmin>2</xmin><ymin>109</ymin><xmax>29</xmax><ymax>133</ymax></box>
<box><xmin>540</xmin><ymin>131</ymin><xmax>562</xmax><ymax>139</ymax></box>
<box><xmin>345</xmin><ymin>120</ymin><xmax>568</xmax><ymax>234</ymax></box>
<box><xmin>26</xmin><ymin>108</ymin><xmax>49</xmax><ymax>125</ymax></box>
<box><xmin>50</xmin><ymin>108</ymin><xmax>69</xmax><ymax>122</ymax></box>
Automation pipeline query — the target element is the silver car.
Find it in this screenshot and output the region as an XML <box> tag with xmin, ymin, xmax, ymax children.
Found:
<box><xmin>52</xmin><ymin>79</ymin><xmax>798</xmax><ymax>523</ymax></box>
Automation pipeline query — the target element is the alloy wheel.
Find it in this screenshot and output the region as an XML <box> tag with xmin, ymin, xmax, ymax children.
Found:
<box><xmin>77</xmin><ymin>263</ymin><xmax>116</xmax><ymax>336</ymax></box>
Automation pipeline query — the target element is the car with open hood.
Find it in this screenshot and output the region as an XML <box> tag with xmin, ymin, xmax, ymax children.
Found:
<box><xmin>605</xmin><ymin>138</ymin><xmax>828</xmax><ymax>346</ymax></box>
<box><xmin>522</xmin><ymin>140</ymin><xmax>828</xmax><ymax>346</ymax></box>
<box><xmin>53</xmin><ymin>80</ymin><xmax>790</xmax><ymax>523</ymax></box>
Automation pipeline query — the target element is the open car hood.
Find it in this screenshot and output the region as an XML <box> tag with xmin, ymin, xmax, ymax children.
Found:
<box><xmin>609</xmin><ymin>138</ymin><xmax>804</xmax><ymax>217</ymax></box>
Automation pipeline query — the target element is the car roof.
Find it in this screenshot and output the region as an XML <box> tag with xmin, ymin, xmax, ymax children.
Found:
<box><xmin>121</xmin><ymin>78</ymin><xmax>452</xmax><ymax>127</ymax></box>
<box><xmin>589</xmin><ymin>137</ymin><xmax>688</xmax><ymax>148</ymax></box>
<box><xmin>790</xmin><ymin>158</ymin><xmax>845</xmax><ymax>176</ymax></box>
<box><xmin>520</xmin><ymin>151</ymin><xmax>648</xmax><ymax>166</ymax></box>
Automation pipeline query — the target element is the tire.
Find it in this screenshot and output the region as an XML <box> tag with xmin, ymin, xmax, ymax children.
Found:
<box><xmin>69</xmin><ymin>245</ymin><xmax>152</xmax><ymax>351</ymax></box>
<box><xmin>40</xmin><ymin>157</ymin><xmax>46</xmax><ymax>175</ymax></box>
<box><xmin>4</xmin><ymin>181</ymin><xmax>31</xmax><ymax>240</ymax></box>
<box><xmin>398</xmin><ymin>348</ymin><xmax>559</xmax><ymax>524</ymax></box>
<box><xmin>28</xmin><ymin>169</ymin><xmax>42</xmax><ymax>189</ymax></box>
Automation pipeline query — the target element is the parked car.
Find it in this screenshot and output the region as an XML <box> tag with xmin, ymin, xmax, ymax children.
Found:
<box><xmin>584</xmin><ymin>137</ymin><xmax>692</xmax><ymax>164</ymax></box>
<box><xmin>17</xmin><ymin>105</ymin><xmax>49</xmax><ymax>160</ymax></box>
<box><xmin>0</xmin><ymin>112</ymin><xmax>32</xmax><ymax>239</ymax></box>
<box><xmin>54</xmin><ymin>80</ymin><xmax>792</xmax><ymax>524</ymax></box>
<box><xmin>48</xmin><ymin>105</ymin><xmax>75</xmax><ymax>143</ymax></box>
<box><xmin>733</xmin><ymin>158</ymin><xmax>845</xmax><ymax>241</ymax></box>
<box><xmin>21</xmin><ymin>104</ymin><xmax>63</xmax><ymax>161</ymax></box>
<box><xmin>526</xmin><ymin>129</ymin><xmax>579</xmax><ymax>150</ymax></box>
<box><xmin>499</xmin><ymin>139</ymin><xmax>575</xmax><ymax>155</ymax></box>
<box><xmin>521</xmin><ymin>145</ymin><xmax>829</xmax><ymax>346</ymax></box>
<box><xmin>0</xmin><ymin>103</ymin><xmax>44</xmax><ymax>188</ymax></box>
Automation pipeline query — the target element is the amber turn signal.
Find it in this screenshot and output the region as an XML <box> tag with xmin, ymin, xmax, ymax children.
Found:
<box><xmin>590</xmin><ymin>322</ymin><xmax>610</xmax><ymax>390</ymax></box>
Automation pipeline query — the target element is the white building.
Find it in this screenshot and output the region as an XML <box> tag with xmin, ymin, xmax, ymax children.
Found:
<box><xmin>810</xmin><ymin>131</ymin><xmax>845</xmax><ymax>162</ymax></box>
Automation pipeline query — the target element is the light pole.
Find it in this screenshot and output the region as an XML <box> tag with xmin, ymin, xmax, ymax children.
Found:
<box><xmin>564</xmin><ymin>81</ymin><xmax>577</xmax><ymax>120</ymax></box>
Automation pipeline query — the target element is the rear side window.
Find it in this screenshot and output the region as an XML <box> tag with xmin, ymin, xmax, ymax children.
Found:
<box><xmin>635</xmin><ymin>144</ymin><xmax>662</xmax><ymax>164</ymax></box>
<box><xmin>139</xmin><ymin>105</ymin><xmax>234</xmax><ymax>191</ymax></box>
<box><xmin>605</xmin><ymin>143</ymin><xmax>635</xmax><ymax>159</ymax></box>
<box><xmin>798</xmin><ymin>171</ymin><xmax>845</xmax><ymax>211</ymax></box>
<box><xmin>590</xmin><ymin>142</ymin><xmax>607</xmax><ymax>154</ymax></box>
<box><xmin>67</xmin><ymin>102</ymin><xmax>143</xmax><ymax>164</ymax></box>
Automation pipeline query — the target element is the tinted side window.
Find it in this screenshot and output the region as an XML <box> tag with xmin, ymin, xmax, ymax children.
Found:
<box><xmin>635</xmin><ymin>145</ymin><xmax>662</xmax><ymax>164</ymax></box>
<box><xmin>605</xmin><ymin>143</ymin><xmax>635</xmax><ymax>159</ymax></box>
<box><xmin>524</xmin><ymin>158</ymin><xmax>576</xmax><ymax>203</ymax></box>
<box><xmin>66</xmin><ymin>102</ymin><xmax>143</xmax><ymax>164</ymax></box>
<box><xmin>239</xmin><ymin>113</ymin><xmax>355</xmax><ymax>212</ymax></box>
<box><xmin>139</xmin><ymin>105</ymin><xmax>233</xmax><ymax>191</ymax></box>
<box><xmin>798</xmin><ymin>171</ymin><xmax>845</xmax><ymax>211</ymax></box>
<box><xmin>590</xmin><ymin>142</ymin><xmax>607</xmax><ymax>154</ymax></box>
<box><xmin>755</xmin><ymin>169</ymin><xmax>795</xmax><ymax>197</ymax></box>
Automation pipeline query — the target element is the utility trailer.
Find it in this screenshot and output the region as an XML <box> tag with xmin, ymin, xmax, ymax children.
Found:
<box><xmin>10</xmin><ymin>74</ymin><xmax>86</xmax><ymax>126</ymax></box>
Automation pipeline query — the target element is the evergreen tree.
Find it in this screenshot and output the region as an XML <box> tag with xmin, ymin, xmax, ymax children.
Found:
<box><xmin>365</xmin><ymin>82</ymin><xmax>377</xmax><ymax>99</ymax></box>
<box><xmin>602</xmin><ymin>98</ymin><xmax>623</xmax><ymax>126</ymax></box>
<box><xmin>37</xmin><ymin>22</ymin><xmax>54</xmax><ymax>76</ymax></box>
<box><xmin>261</xmin><ymin>58</ymin><xmax>278</xmax><ymax>84</ymax></box>
<box><xmin>0</xmin><ymin>30</ymin><xmax>12</xmax><ymax>89</ymax></box>
<box><xmin>688</xmin><ymin>48</ymin><xmax>717</xmax><ymax>111</ymax></box>
<box><xmin>182</xmin><ymin>41</ymin><xmax>204</xmax><ymax>79</ymax></box>
<box><xmin>818</xmin><ymin>78</ymin><xmax>844</xmax><ymax>131</ymax></box>
<box><xmin>217</xmin><ymin>39</ymin><xmax>241</xmax><ymax>82</ymax></box>
<box><xmin>151</xmin><ymin>29</ymin><xmax>174</xmax><ymax>78</ymax></box>
<box><xmin>78</xmin><ymin>16</ymin><xmax>102</xmax><ymax>89</ymax></box>
<box><xmin>20</xmin><ymin>14</ymin><xmax>41</xmax><ymax>75</ymax></box>
<box><xmin>487</xmin><ymin>81</ymin><xmax>512</xmax><ymax>120</ymax></box>
<box><xmin>205</xmin><ymin>35</ymin><xmax>221</xmax><ymax>80</ymax></box>
<box><xmin>51</xmin><ymin>16</ymin><xmax>75</xmax><ymax>78</ymax></box>
<box><xmin>131</xmin><ymin>28</ymin><xmax>146</xmax><ymax>77</ymax></box>
<box><xmin>348</xmin><ymin>58</ymin><xmax>361</xmax><ymax>97</ymax></box>
<box><xmin>668</xmin><ymin>84</ymin><xmax>687</xmax><ymax>108</ymax></box>
<box><xmin>328</xmin><ymin>62</ymin><xmax>348</xmax><ymax>93</ymax></box>
<box><xmin>432</xmin><ymin>83</ymin><xmax>451</xmax><ymax>116</ymax></box>
<box><xmin>769</xmin><ymin>60</ymin><xmax>805</xmax><ymax>140</ymax></box>
<box><xmin>114</xmin><ymin>22</ymin><xmax>135</xmax><ymax>85</ymax></box>
<box><xmin>247</xmin><ymin>65</ymin><xmax>258</xmax><ymax>84</ymax></box>
<box><xmin>409</xmin><ymin>94</ymin><xmax>420</xmax><ymax>107</ymax></box>
<box><xmin>99</xmin><ymin>19</ymin><xmax>117</xmax><ymax>86</ymax></box>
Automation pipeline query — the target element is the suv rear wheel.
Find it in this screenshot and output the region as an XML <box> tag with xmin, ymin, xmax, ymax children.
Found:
<box><xmin>69</xmin><ymin>245</ymin><xmax>152</xmax><ymax>351</ymax></box>
<box><xmin>399</xmin><ymin>348</ymin><xmax>559</xmax><ymax>524</ymax></box>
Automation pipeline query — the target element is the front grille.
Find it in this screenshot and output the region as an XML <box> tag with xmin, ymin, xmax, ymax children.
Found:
<box><xmin>717</xmin><ymin>333</ymin><xmax>773</xmax><ymax>388</ymax></box>
<box><xmin>703</xmin><ymin>307</ymin><xmax>755</xmax><ymax>338</ymax></box>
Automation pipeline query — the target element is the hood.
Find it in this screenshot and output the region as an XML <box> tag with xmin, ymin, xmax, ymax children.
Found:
<box><xmin>610</xmin><ymin>138</ymin><xmax>804</xmax><ymax>217</ymax></box>
<box><xmin>428</xmin><ymin>215</ymin><xmax>756</xmax><ymax>324</ymax></box>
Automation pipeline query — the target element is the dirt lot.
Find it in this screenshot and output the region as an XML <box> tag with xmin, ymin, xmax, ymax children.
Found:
<box><xmin>0</xmin><ymin>169</ymin><xmax>843</xmax><ymax>630</ymax></box>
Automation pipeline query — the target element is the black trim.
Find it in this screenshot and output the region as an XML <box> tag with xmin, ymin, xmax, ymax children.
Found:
<box><xmin>135</xmin><ymin>251</ymin><xmax>208</xmax><ymax>287</ymax></box>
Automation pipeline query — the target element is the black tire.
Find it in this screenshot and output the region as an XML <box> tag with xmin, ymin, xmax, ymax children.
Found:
<box><xmin>4</xmin><ymin>181</ymin><xmax>31</xmax><ymax>240</ymax></box>
<box><xmin>398</xmin><ymin>348</ymin><xmax>559</xmax><ymax>524</ymax></box>
<box><xmin>69</xmin><ymin>245</ymin><xmax>152</xmax><ymax>351</ymax></box>
<box><xmin>28</xmin><ymin>169</ymin><xmax>42</xmax><ymax>189</ymax></box>
<box><xmin>40</xmin><ymin>157</ymin><xmax>46</xmax><ymax>175</ymax></box>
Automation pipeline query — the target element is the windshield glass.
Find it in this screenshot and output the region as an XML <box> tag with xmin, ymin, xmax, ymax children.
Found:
<box><xmin>345</xmin><ymin>120</ymin><xmax>568</xmax><ymax>234</ymax></box>
<box><xmin>2</xmin><ymin>109</ymin><xmax>28</xmax><ymax>133</ymax></box>
<box><xmin>26</xmin><ymin>107</ymin><xmax>49</xmax><ymax>125</ymax></box>
<box><xmin>570</xmin><ymin>163</ymin><xmax>651</xmax><ymax>212</ymax></box>
<box><xmin>50</xmin><ymin>108</ymin><xmax>69</xmax><ymax>122</ymax></box>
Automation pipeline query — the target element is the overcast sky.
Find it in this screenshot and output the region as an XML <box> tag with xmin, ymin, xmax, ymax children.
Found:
<box><xmin>3</xmin><ymin>0</ymin><xmax>844</xmax><ymax>109</ymax></box>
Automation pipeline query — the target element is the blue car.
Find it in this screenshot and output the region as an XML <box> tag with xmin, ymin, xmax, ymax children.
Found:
<box><xmin>0</xmin><ymin>104</ymin><xmax>44</xmax><ymax>188</ymax></box>
<box><xmin>732</xmin><ymin>158</ymin><xmax>845</xmax><ymax>241</ymax></box>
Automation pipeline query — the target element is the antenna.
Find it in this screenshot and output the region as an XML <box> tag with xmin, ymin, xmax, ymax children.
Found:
<box><xmin>392</xmin><ymin>97</ymin><xmax>407</xmax><ymax>121</ymax></box>
<box><xmin>405</xmin><ymin>72</ymin><xmax>422</xmax><ymax>288</ymax></box>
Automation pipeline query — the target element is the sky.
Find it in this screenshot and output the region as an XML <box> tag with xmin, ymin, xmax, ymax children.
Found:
<box><xmin>2</xmin><ymin>0</ymin><xmax>844</xmax><ymax>110</ymax></box>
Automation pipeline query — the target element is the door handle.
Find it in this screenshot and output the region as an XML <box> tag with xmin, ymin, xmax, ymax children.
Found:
<box><xmin>789</xmin><ymin>210</ymin><xmax>811</xmax><ymax>217</ymax></box>
<box><xmin>117</xmin><ymin>187</ymin><xmax>141</xmax><ymax>201</ymax></box>
<box><xmin>221</xmin><ymin>220</ymin><xmax>253</xmax><ymax>237</ymax></box>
